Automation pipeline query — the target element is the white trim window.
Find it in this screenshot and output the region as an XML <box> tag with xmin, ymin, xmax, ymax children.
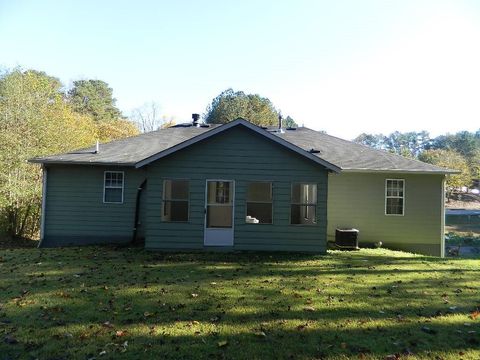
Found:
<box><xmin>291</xmin><ymin>183</ymin><xmax>317</xmax><ymax>225</ymax></box>
<box><xmin>104</xmin><ymin>171</ymin><xmax>124</xmax><ymax>204</ymax></box>
<box><xmin>385</xmin><ymin>179</ymin><xmax>405</xmax><ymax>215</ymax></box>
<box><xmin>246</xmin><ymin>182</ymin><xmax>273</xmax><ymax>224</ymax></box>
<box><xmin>162</xmin><ymin>179</ymin><xmax>189</xmax><ymax>222</ymax></box>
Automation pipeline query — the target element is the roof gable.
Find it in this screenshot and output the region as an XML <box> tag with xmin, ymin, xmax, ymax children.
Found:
<box><xmin>134</xmin><ymin>119</ymin><xmax>341</xmax><ymax>172</ymax></box>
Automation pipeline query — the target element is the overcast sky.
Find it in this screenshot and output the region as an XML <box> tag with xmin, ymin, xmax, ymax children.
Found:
<box><xmin>1</xmin><ymin>0</ymin><xmax>479</xmax><ymax>139</ymax></box>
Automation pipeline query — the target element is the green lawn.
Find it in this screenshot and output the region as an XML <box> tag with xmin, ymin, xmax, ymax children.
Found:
<box><xmin>0</xmin><ymin>247</ymin><xmax>479</xmax><ymax>359</ymax></box>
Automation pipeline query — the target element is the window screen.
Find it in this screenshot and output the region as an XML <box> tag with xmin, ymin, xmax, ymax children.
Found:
<box><xmin>291</xmin><ymin>183</ymin><xmax>317</xmax><ymax>225</ymax></box>
<box><xmin>162</xmin><ymin>180</ymin><xmax>189</xmax><ymax>222</ymax></box>
<box><xmin>246</xmin><ymin>182</ymin><xmax>272</xmax><ymax>224</ymax></box>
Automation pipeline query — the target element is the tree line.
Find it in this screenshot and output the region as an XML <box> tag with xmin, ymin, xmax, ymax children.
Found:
<box><xmin>354</xmin><ymin>131</ymin><xmax>480</xmax><ymax>195</ymax></box>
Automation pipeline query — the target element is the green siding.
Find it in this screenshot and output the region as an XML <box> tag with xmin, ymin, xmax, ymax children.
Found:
<box><xmin>145</xmin><ymin>126</ymin><xmax>328</xmax><ymax>252</ymax></box>
<box><xmin>42</xmin><ymin>165</ymin><xmax>147</xmax><ymax>247</ymax></box>
<box><xmin>327</xmin><ymin>172</ymin><xmax>444</xmax><ymax>256</ymax></box>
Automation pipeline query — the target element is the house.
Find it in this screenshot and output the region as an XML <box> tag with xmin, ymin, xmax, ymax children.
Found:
<box><xmin>30</xmin><ymin>117</ymin><xmax>456</xmax><ymax>256</ymax></box>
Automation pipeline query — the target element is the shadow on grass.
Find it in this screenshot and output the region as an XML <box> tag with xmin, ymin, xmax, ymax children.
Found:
<box><xmin>1</xmin><ymin>246</ymin><xmax>479</xmax><ymax>359</ymax></box>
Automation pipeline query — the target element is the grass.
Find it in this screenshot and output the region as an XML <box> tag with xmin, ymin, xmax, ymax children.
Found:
<box><xmin>0</xmin><ymin>247</ymin><xmax>479</xmax><ymax>360</ymax></box>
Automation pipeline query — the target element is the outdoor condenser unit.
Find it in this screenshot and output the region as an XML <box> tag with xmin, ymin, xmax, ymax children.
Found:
<box><xmin>335</xmin><ymin>228</ymin><xmax>360</xmax><ymax>250</ymax></box>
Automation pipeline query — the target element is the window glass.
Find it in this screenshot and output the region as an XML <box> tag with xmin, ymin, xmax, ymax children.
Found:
<box><xmin>246</xmin><ymin>182</ymin><xmax>272</xmax><ymax>224</ymax></box>
<box><xmin>162</xmin><ymin>180</ymin><xmax>189</xmax><ymax>221</ymax></box>
<box><xmin>291</xmin><ymin>183</ymin><xmax>317</xmax><ymax>225</ymax></box>
<box><xmin>104</xmin><ymin>172</ymin><xmax>124</xmax><ymax>203</ymax></box>
<box><xmin>385</xmin><ymin>179</ymin><xmax>404</xmax><ymax>215</ymax></box>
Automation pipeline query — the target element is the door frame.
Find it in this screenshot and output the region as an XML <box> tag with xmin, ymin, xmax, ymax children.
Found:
<box><xmin>203</xmin><ymin>179</ymin><xmax>235</xmax><ymax>246</ymax></box>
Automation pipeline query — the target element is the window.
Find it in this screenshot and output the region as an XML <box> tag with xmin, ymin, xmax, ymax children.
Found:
<box><xmin>385</xmin><ymin>179</ymin><xmax>404</xmax><ymax>215</ymax></box>
<box><xmin>162</xmin><ymin>180</ymin><xmax>189</xmax><ymax>222</ymax></box>
<box><xmin>104</xmin><ymin>171</ymin><xmax>124</xmax><ymax>203</ymax></box>
<box><xmin>206</xmin><ymin>181</ymin><xmax>233</xmax><ymax>228</ymax></box>
<box><xmin>246</xmin><ymin>182</ymin><xmax>272</xmax><ymax>224</ymax></box>
<box><xmin>291</xmin><ymin>183</ymin><xmax>317</xmax><ymax>225</ymax></box>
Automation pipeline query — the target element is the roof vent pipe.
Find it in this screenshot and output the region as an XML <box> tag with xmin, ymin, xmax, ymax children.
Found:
<box><xmin>278</xmin><ymin>113</ymin><xmax>285</xmax><ymax>133</ymax></box>
<box><xmin>192</xmin><ymin>113</ymin><xmax>200</xmax><ymax>127</ymax></box>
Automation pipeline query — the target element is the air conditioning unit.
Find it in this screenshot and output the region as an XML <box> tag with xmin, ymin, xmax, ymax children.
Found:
<box><xmin>334</xmin><ymin>228</ymin><xmax>360</xmax><ymax>250</ymax></box>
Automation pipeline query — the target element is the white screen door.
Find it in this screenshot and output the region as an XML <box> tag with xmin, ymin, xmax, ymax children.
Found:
<box><xmin>204</xmin><ymin>180</ymin><xmax>234</xmax><ymax>246</ymax></box>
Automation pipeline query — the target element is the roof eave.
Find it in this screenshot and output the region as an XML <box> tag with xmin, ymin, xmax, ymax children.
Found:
<box><xmin>340</xmin><ymin>168</ymin><xmax>459</xmax><ymax>175</ymax></box>
<box><xmin>28</xmin><ymin>158</ymin><xmax>136</xmax><ymax>167</ymax></box>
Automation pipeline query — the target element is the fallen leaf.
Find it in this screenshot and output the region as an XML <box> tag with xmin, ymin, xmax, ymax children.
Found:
<box><xmin>384</xmin><ymin>355</ymin><xmax>399</xmax><ymax>360</ymax></box>
<box><xmin>470</xmin><ymin>310</ymin><xmax>480</xmax><ymax>320</ymax></box>
<box><xmin>421</xmin><ymin>326</ymin><xmax>437</xmax><ymax>335</ymax></box>
<box><xmin>303</xmin><ymin>306</ymin><xmax>315</xmax><ymax>312</ymax></box>
<box><xmin>218</xmin><ymin>340</ymin><xmax>228</xmax><ymax>347</ymax></box>
<box><xmin>115</xmin><ymin>330</ymin><xmax>127</xmax><ymax>337</ymax></box>
<box><xmin>296</xmin><ymin>323</ymin><xmax>308</xmax><ymax>331</ymax></box>
<box><xmin>4</xmin><ymin>335</ymin><xmax>18</xmax><ymax>345</ymax></box>
<box><xmin>254</xmin><ymin>331</ymin><xmax>267</xmax><ymax>337</ymax></box>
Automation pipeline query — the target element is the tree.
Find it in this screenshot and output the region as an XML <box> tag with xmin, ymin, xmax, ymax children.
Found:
<box><xmin>68</xmin><ymin>80</ymin><xmax>123</xmax><ymax>122</ymax></box>
<box><xmin>130</xmin><ymin>102</ymin><xmax>175</xmax><ymax>133</ymax></box>
<box><xmin>204</xmin><ymin>89</ymin><xmax>279</xmax><ymax>126</ymax></box>
<box><xmin>354</xmin><ymin>131</ymin><xmax>431</xmax><ymax>158</ymax></box>
<box><xmin>0</xmin><ymin>69</ymin><xmax>98</xmax><ymax>238</ymax></box>
<box><xmin>428</xmin><ymin>131</ymin><xmax>479</xmax><ymax>159</ymax></box>
<box><xmin>96</xmin><ymin>119</ymin><xmax>141</xmax><ymax>142</ymax></box>
<box><xmin>418</xmin><ymin>149</ymin><xmax>471</xmax><ymax>198</ymax></box>
<box><xmin>0</xmin><ymin>69</ymin><xmax>139</xmax><ymax>239</ymax></box>
<box><xmin>354</xmin><ymin>133</ymin><xmax>386</xmax><ymax>150</ymax></box>
<box><xmin>283</xmin><ymin>115</ymin><xmax>298</xmax><ymax>128</ymax></box>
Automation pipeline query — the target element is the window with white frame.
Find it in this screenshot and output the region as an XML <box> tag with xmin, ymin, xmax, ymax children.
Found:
<box><xmin>104</xmin><ymin>171</ymin><xmax>124</xmax><ymax>204</ymax></box>
<box><xmin>291</xmin><ymin>183</ymin><xmax>317</xmax><ymax>225</ymax></box>
<box><xmin>162</xmin><ymin>179</ymin><xmax>189</xmax><ymax>222</ymax></box>
<box><xmin>385</xmin><ymin>179</ymin><xmax>404</xmax><ymax>215</ymax></box>
<box><xmin>246</xmin><ymin>182</ymin><xmax>273</xmax><ymax>224</ymax></box>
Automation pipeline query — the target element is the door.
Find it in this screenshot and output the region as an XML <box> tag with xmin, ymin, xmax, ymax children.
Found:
<box><xmin>204</xmin><ymin>180</ymin><xmax>234</xmax><ymax>246</ymax></box>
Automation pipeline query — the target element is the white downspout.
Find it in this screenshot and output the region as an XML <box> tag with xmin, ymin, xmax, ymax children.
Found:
<box><xmin>38</xmin><ymin>165</ymin><xmax>47</xmax><ymax>248</ymax></box>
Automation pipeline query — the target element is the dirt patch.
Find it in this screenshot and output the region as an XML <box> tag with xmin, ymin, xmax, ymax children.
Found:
<box><xmin>0</xmin><ymin>236</ymin><xmax>39</xmax><ymax>249</ymax></box>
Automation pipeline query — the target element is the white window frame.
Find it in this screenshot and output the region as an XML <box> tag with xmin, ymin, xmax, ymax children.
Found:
<box><xmin>290</xmin><ymin>182</ymin><xmax>317</xmax><ymax>225</ymax></box>
<box><xmin>385</xmin><ymin>178</ymin><xmax>405</xmax><ymax>216</ymax></box>
<box><xmin>245</xmin><ymin>181</ymin><xmax>273</xmax><ymax>225</ymax></box>
<box><xmin>162</xmin><ymin>178</ymin><xmax>190</xmax><ymax>222</ymax></box>
<box><xmin>103</xmin><ymin>171</ymin><xmax>124</xmax><ymax>204</ymax></box>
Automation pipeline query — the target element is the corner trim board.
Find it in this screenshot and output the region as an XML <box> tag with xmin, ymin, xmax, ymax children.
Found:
<box><xmin>38</xmin><ymin>165</ymin><xmax>47</xmax><ymax>248</ymax></box>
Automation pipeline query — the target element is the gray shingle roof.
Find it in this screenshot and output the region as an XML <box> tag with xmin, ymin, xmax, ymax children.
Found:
<box><xmin>30</xmin><ymin>119</ymin><xmax>456</xmax><ymax>174</ymax></box>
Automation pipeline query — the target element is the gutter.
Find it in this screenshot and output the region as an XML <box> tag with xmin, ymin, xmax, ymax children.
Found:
<box><xmin>340</xmin><ymin>168</ymin><xmax>459</xmax><ymax>175</ymax></box>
